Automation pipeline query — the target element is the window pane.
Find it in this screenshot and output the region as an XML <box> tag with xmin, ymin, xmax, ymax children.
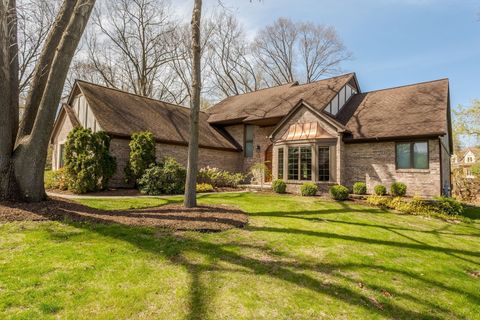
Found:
<box><xmin>300</xmin><ymin>147</ymin><xmax>312</xmax><ymax>180</ymax></box>
<box><xmin>278</xmin><ymin>148</ymin><xmax>284</xmax><ymax>179</ymax></box>
<box><xmin>245</xmin><ymin>125</ymin><xmax>254</xmax><ymax>157</ymax></box>
<box><xmin>59</xmin><ymin>144</ymin><xmax>65</xmax><ymax>168</ymax></box>
<box><xmin>413</xmin><ymin>142</ymin><xmax>428</xmax><ymax>169</ymax></box>
<box><xmin>288</xmin><ymin>147</ymin><xmax>299</xmax><ymax>180</ymax></box>
<box><xmin>318</xmin><ymin>147</ymin><xmax>330</xmax><ymax>181</ymax></box>
<box><xmin>245</xmin><ymin>142</ymin><xmax>253</xmax><ymax>158</ymax></box>
<box><xmin>396</xmin><ymin>143</ymin><xmax>411</xmax><ymax>169</ymax></box>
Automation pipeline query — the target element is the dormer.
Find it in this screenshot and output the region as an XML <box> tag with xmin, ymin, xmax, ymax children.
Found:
<box><xmin>323</xmin><ymin>79</ymin><xmax>359</xmax><ymax>116</ymax></box>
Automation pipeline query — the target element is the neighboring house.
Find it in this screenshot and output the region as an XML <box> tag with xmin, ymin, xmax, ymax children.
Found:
<box><xmin>51</xmin><ymin>73</ymin><xmax>453</xmax><ymax>197</ymax></box>
<box><xmin>453</xmin><ymin>148</ymin><xmax>480</xmax><ymax>179</ymax></box>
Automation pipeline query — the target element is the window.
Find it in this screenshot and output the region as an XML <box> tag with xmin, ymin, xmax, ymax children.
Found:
<box><xmin>288</xmin><ymin>147</ymin><xmax>299</xmax><ymax>180</ymax></box>
<box><xmin>300</xmin><ymin>147</ymin><xmax>312</xmax><ymax>180</ymax></box>
<box><xmin>278</xmin><ymin>148</ymin><xmax>284</xmax><ymax>179</ymax></box>
<box><xmin>287</xmin><ymin>147</ymin><xmax>312</xmax><ymax>180</ymax></box>
<box><xmin>245</xmin><ymin>125</ymin><xmax>254</xmax><ymax>157</ymax></box>
<box><xmin>318</xmin><ymin>147</ymin><xmax>330</xmax><ymax>181</ymax></box>
<box><xmin>58</xmin><ymin>144</ymin><xmax>65</xmax><ymax>168</ymax></box>
<box><xmin>466</xmin><ymin>156</ymin><xmax>474</xmax><ymax>163</ymax></box>
<box><xmin>396</xmin><ymin>141</ymin><xmax>428</xmax><ymax>169</ymax></box>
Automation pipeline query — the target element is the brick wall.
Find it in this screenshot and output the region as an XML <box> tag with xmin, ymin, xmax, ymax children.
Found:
<box><xmin>224</xmin><ymin>124</ymin><xmax>275</xmax><ymax>173</ymax></box>
<box><xmin>343</xmin><ymin>139</ymin><xmax>441</xmax><ymax>197</ymax></box>
<box><xmin>109</xmin><ymin>138</ymin><xmax>243</xmax><ymax>187</ymax></box>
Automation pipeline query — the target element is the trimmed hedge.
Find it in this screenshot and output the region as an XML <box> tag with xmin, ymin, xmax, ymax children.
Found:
<box><xmin>329</xmin><ymin>184</ymin><xmax>349</xmax><ymax>201</ymax></box>
<box><xmin>374</xmin><ymin>185</ymin><xmax>387</xmax><ymax>196</ymax></box>
<box><xmin>272</xmin><ymin>179</ymin><xmax>287</xmax><ymax>193</ymax></box>
<box><xmin>352</xmin><ymin>182</ymin><xmax>367</xmax><ymax>195</ymax></box>
<box><xmin>390</xmin><ymin>182</ymin><xmax>407</xmax><ymax>197</ymax></box>
<box><xmin>300</xmin><ymin>182</ymin><xmax>318</xmax><ymax>196</ymax></box>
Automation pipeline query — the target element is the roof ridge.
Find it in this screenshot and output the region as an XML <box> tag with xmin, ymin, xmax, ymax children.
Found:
<box><xmin>217</xmin><ymin>82</ymin><xmax>297</xmax><ymax>100</ymax></box>
<box><xmin>292</xmin><ymin>72</ymin><xmax>355</xmax><ymax>88</ymax></box>
<box><xmin>75</xmin><ymin>79</ymin><xmax>197</xmax><ymax>112</ymax></box>
<box><xmin>359</xmin><ymin>78</ymin><xmax>449</xmax><ymax>94</ymax></box>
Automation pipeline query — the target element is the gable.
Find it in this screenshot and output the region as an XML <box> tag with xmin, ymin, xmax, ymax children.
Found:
<box><xmin>271</xmin><ymin>103</ymin><xmax>339</xmax><ymax>142</ymax></box>
<box><xmin>70</xmin><ymin>93</ymin><xmax>102</xmax><ymax>132</ymax></box>
<box><xmin>207</xmin><ymin>73</ymin><xmax>357</xmax><ymax>124</ymax></box>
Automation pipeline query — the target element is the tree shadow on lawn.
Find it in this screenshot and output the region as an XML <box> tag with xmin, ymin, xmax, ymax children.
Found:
<box><xmin>6</xmin><ymin>200</ymin><xmax>480</xmax><ymax>319</ymax></box>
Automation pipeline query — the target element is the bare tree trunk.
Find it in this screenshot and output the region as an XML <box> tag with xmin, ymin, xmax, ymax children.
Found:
<box><xmin>0</xmin><ymin>0</ymin><xmax>17</xmax><ymax>199</ymax></box>
<box><xmin>0</xmin><ymin>0</ymin><xmax>95</xmax><ymax>202</ymax></box>
<box><xmin>184</xmin><ymin>0</ymin><xmax>202</xmax><ymax>208</ymax></box>
<box><xmin>12</xmin><ymin>0</ymin><xmax>95</xmax><ymax>202</ymax></box>
<box><xmin>16</xmin><ymin>0</ymin><xmax>76</xmax><ymax>141</ymax></box>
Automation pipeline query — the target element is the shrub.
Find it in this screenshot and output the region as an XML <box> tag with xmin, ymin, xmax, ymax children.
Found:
<box><xmin>352</xmin><ymin>182</ymin><xmax>367</xmax><ymax>195</ymax></box>
<box><xmin>374</xmin><ymin>185</ymin><xmax>387</xmax><ymax>196</ymax></box>
<box><xmin>196</xmin><ymin>183</ymin><xmax>214</xmax><ymax>193</ymax></box>
<box><xmin>434</xmin><ymin>196</ymin><xmax>464</xmax><ymax>216</ymax></box>
<box><xmin>366</xmin><ymin>194</ymin><xmax>465</xmax><ymax>220</ymax></box>
<box><xmin>197</xmin><ymin>167</ymin><xmax>244</xmax><ymax>188</ymax></box>
<box><xmin>44</xmin><ymin>169</ymin><xmax>68</xmax><ymax>190</ymax></box>
<box><xmin>390</xmin><ymin>182</ymin><xmax>407</xmax><ymax>197</ymax></box>
<box><xmin>64</xmin><ymin>128</ymin><xmax>116</xmax><ymax>194</ymax></box>
<box><xmin>366</xmin><ymin>195</ymin><xmax>391</xmax><ymax>207</ymax></box>
<box><xmin>272</xmin><ymin>179</ymin><xmax>287</xmax><ymax>193</ymax></box>
<box><xmin>138</xmin><ymin>157</ymin><xmax>186</xmax><ymax>195</ymax></box>
<box><xmin>301</xmin><ymin>182</ymin><xmax>318</xmax><ymax>196</ymax></box>
<box><xmin>329</xmin><ymin>184</ymin><xmax>349</xmax><ymax>200</ymax></box>
<box><xmin>125</xmin><ymin>131</ymin><xmax>156</xmax><ymax>184</ymax></box>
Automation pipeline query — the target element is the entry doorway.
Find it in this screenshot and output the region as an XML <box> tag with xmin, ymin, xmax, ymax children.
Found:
<box><xmin>264</xmin><ymin>144</ymin><xmax>273</xmax><ymax>182</ymax></box>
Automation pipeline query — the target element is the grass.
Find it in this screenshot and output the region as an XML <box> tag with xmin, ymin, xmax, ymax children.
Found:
<box><xmin>1</xmin><ymin>192</ymin><xmax>479</xmax><ymax>319</ymax></box>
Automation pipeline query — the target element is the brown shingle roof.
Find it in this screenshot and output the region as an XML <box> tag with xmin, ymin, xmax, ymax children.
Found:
<box><xmin>207</xmin><ymin>73</ymin><xmax>355</xmax><ymax>124</ymax></box>
<box><xmin>336</xmin><ymin>79</ymin><xmax>450</xmax><ymax>141</ymax></box>
<box><xmin>75</xmin><ymin>81</ymin><xmax>240</xmax><ymax>151</ymax></box>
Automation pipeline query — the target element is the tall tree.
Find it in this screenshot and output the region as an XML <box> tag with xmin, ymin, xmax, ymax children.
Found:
<box><xmin>1</xmin><ymin>0</ymin><xmax>95</xmax><ymax>202</ymax></box>
<box><xmin>86</xmin><ymin>0</ymin><xmax>176</xmax><ymax>98</ymax></box>
<box><xmin>183</xmin><ymin>0</ymin><xmax>202</xmax><ymax>208</ymax></box>
<box><xmin>455</xmin><ymin>100</ymin><xmax>480</xmax><ymax>143</ymax></box>
<box><xmin>206</xmin><ymin>13</ymin><xmax>261</xmax><ymax>99</ymax></box>
<box><xmin>253</xmin><ymin>17</ymin><xmax>350</xmax><ymax>86</ymax></box>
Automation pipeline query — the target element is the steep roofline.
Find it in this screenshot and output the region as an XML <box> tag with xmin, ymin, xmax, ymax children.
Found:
<box><xmin>73</xmin><ymin>79</ymin><xmax>202</xmax><ymax>112</ymax></box>
<box><xmin>358</xmin><ymin>78</ymin><xmax>449</xmax><ymax>95</ymax></box>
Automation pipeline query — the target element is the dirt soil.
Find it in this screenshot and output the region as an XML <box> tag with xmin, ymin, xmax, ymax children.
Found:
<box><xmin>0</xmin><ymin>198</ymin><xmax>248</xmax><ymax>232</ymax></box>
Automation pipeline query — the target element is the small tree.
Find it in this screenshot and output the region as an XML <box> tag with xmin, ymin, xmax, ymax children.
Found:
<box><xmin>64</xmin><ymin>127</ymin><xmax>116</xmax><ymax>193</ymax></box>
<box><xmin>125</xmin><ymin>131</ymin><xmax>156</xmax><ymax>185</ymax></box>
<box><xmin>250</xmin><ymin>162</ymin><xmax>270</xmax><ymax>189</ymax></box>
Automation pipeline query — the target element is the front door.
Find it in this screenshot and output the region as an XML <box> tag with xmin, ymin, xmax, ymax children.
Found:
<box><xmin>265</xmin><ymin>144</ymin><xmax>273</xmax><ymax>182</ymax></box>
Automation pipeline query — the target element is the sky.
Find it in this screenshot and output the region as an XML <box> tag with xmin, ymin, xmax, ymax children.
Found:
<box><xmin>176</xmin><ymin>0</ymin><xmax>480</xmax><ymax>112</ymax></box>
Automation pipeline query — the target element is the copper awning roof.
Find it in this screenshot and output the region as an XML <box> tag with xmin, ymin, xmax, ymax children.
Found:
<box><xmin>281</xmin><ymin>122</ymin><xmax>335</xmax><ymax>141</ymax></box>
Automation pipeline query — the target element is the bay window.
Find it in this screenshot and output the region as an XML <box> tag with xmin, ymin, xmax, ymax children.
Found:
<box><xmin>278</xmin><ymin>148</ymin><xmax>284</xmax><ymax>179</ymax></box>
<box><xmin>318</xmin><ymin>147</ymin><xmax>330</xmax><ymax>181</ymax></box>
<box><xmin>287</xmin><ymin>146</ymin><xmax>312</xmax><ymax>180</ymax></box>
<box><xmin>396</xmin><ymin>141</ymin><xmax>428</xmax><ymax>169</ymax></box>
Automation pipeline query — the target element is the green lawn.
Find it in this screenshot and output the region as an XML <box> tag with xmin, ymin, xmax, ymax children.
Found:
<box><xmin>1</xmin><ymin>193</ymin><xmax>479</xmax><ymax>319</ymax></box>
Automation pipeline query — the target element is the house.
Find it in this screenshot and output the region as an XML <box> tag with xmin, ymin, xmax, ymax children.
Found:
<box><xmin>453</xmin><ymin>147</ymin><xmax>479</xmax><ymax>179</ymax></box>
<box><xmin>51</xmin><ymin>73</ymin><xmax>453</xmax><ymax>197</ymax></box>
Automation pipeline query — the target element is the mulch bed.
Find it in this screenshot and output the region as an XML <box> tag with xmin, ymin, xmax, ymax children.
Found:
<box><xmin>0</xmin><ymin>198</ymin><xmax>248</xmax><ymax>232</ymax></box>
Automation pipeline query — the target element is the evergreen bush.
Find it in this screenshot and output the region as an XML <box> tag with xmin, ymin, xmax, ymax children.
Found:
<box><xmin>125</xmin><ymin>131</ymin><xmax>156</xmax><ymax>184</ymax></box>
<box><xmin>64</xmin><ymin>128</ymin><xmax>116</xmax><ymax>194</ymax></box>
<box><xmin>272</xmin><ymin>179</ymin><xmax>287</xmax><ymax>193</ymax></box>
<box><xmin>352</xmin><ymin>182</ymin><xmax>367</xmax><ymax>195</ymax></box>
<box><xmin>329</xmin><ymin>184</ymin><xmax>349</xmax><ymax>200</ymax></box>
<box><xmin>138</xmin><ymin>157</ymin><xmax>186</xmax><ymax>195</ymax></box>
